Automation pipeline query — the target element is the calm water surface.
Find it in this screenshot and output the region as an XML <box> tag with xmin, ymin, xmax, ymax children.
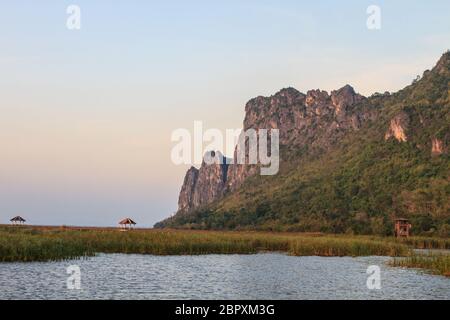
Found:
<box><xmin>0</xmin><ymin>253</ymin><xmax>449</xmax><ymax>300</ymax></box>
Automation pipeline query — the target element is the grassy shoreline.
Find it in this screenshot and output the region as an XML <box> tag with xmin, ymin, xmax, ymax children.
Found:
<box><xmin>1</xmin><ymin>226</ymin><xmax>449</xmax><ymax>276</ymax></box>
<box><xmin>390</xmin><ymin>254</ymin><xmax>450</xmax><ymax>277</ymax></box>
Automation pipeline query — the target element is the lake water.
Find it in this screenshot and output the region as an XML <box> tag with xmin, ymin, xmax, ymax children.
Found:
<box><xmin>0</xmin><ymin>253</ymin><xmax>449</xmax><ymax>300</ymax></box>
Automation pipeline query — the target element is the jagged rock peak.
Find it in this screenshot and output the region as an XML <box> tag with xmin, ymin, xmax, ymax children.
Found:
<box><xmin>245</xmin><ymin>87</ymin><xmax>304</xmax><ymax>113</ymax></box>
<box><xmin>201</xmin><ymin>150</ymin><xmax>229</xmax><ymax>165</ymax></box>
<box><xmin>331</xmin><ymin>84</ymin><xmax>356</xmax><ymax>96</ymax></box>
<box><xmin>331</xmin><ymin>85</ymin><xmax>365</xmax><ymax>115</ymax></box>
<box><xmin>274</xmin><ymin>87</ymin><xmax>303</xmax><ymax>97</ymax></box>
<box><xmin>245</xmin><ymin>85</ymin><xmax>366</xmax><ymax>111</ymax></box>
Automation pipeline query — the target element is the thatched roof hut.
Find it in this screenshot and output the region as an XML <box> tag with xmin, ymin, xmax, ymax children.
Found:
<box><xmin>10</xmin><ymin>216</ymin><xmax>26</xmax><ymax>225</ymax></box>
<box><xmin>118</xmin><ymin>218</ymin><xmax>136</xmax><ymax>230</ymax></box>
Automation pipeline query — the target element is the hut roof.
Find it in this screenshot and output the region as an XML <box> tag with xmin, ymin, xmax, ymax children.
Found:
<box><xmin>10</xmin><ymin>216</ymin><xmax>26</xmax><ymax>222</ymax></box>
<box><xmin>395</xmin><ymin>218</ymin><xmax>409</xmax><ymax>221</ymax></box>
<box><xmin>119</xmin><ymin>218</ymin><xmax>136</xmax><ymax>225</ymax></box>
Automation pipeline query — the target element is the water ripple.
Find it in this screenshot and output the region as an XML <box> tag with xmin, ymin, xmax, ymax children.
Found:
<box><xmin>0</xmin><ymin>253</ymin><xmax>448</xmax><ymax>300</ymax></box>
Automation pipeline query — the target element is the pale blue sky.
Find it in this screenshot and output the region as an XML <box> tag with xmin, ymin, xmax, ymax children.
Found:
<box><xmin>0</xmin><ymin>1</ymin><xmax>449</xmax><ymax>226</ymax></box>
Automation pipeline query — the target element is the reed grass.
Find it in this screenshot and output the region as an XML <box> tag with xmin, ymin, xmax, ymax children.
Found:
<box><xmin>390</xmin><ymin>254</ymin><xmax>450</xmax><ymax>277</ymax></box>
<box><xmin>0</xmin><ymin>226</ymin><xmax>416</xmax><ymax>262</ymax></box>
<box><xmin>395</xmin><ymin>237</ymin><xmax>450</xmax><ymax>250</ymax></box>
<box><xmin>289</xmin><ymin>237</ymin><xmax>409</xmax><ymax>257</ymax></box>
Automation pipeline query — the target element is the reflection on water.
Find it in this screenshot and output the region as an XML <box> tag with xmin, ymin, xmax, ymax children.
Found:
<box><xmin>0</xmin><ymin>253</ymin><xmax>449</xmax><ymax>300</ymax></box>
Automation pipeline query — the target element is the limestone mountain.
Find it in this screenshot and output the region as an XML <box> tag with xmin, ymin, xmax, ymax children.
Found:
<box><xmin>156</xmin><ymin>52</ymin><xmax>450</xmax><ymax>236</ymax></box>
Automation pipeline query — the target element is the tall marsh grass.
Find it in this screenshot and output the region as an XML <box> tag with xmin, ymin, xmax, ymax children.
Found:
<box><xmin>390</xmin><ymin>254</ymin><xmax>450</xmax><ymax>277</ymax></box>
<box><xmin>0</xmin><ymin>226</ymin><xmax>416</xmax><ymax>262</ymax></box>
<box><xmin>289</xmin><ymin>237</ymin><xmax>409</xmax><ymax>257</ymax></box>
<box><xmin>396</xmin><ymin>237</ymin><xmax>450</xmax><ymax>250</ymax></box>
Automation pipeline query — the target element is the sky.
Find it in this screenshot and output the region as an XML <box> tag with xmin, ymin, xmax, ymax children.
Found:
<box><xmin>0</xmin><ymin>0</ymin><xmax>449</xmax><ymax>227</ymax></box>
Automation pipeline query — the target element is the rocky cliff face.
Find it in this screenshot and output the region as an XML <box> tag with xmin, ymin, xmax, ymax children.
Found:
<box><xmin>431</xmin><ymin>138</ymin><xmax>445</xmax><ymax>155</ymax></box>
<box><xmin>385</xmin><ymin>112</ymin><xmax>409</xmax><ymax>142</ymax></box>
<box><xmin>177</xmin><ymin>167</ymin><xmax>199</xmax><ymax>213</ymax></box>
<box><xmin>178</xmin><ymin>151</ymin><xmax>230</xmax><ymax>213</ymax></box>
<box><xmin>177</xmin><ymin>84</ymin><xmax>373</xmax><ymax>212</ymax></box>
<box><xmin>241</xmin><ymin>85</ymin><xmax>368</xmax><ymax>148</ymax></box>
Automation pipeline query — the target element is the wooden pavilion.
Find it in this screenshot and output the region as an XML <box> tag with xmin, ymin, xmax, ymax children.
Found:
<box><xmin>118</xmin><ymin>218</ymin><xmax>136</xmax><ymax>231</ymax></box>
<box><xmin>394</xmin><ymin>218</ymin><xmax>412</xmax><ymax>238</ymax></box>
<box><xmin>10</xmin><ymin>216</ymin><xmax>26</xmax><ymax>225</ymax></box>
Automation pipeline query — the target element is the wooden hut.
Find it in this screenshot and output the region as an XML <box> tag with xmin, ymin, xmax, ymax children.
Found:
<box><xmin>394</xmin><ymin>218</ymin><xmax>411</xmax><ymax>238</ymax></box>
<box><xmin>10</xmin><ymin>216</ymin><xmax>26</xmax><ymax>225</ymax></box>
<box><xmin>118</xmin><ymin>218</ymin><xmax>136</xmax><ymax>231</ymax></box>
